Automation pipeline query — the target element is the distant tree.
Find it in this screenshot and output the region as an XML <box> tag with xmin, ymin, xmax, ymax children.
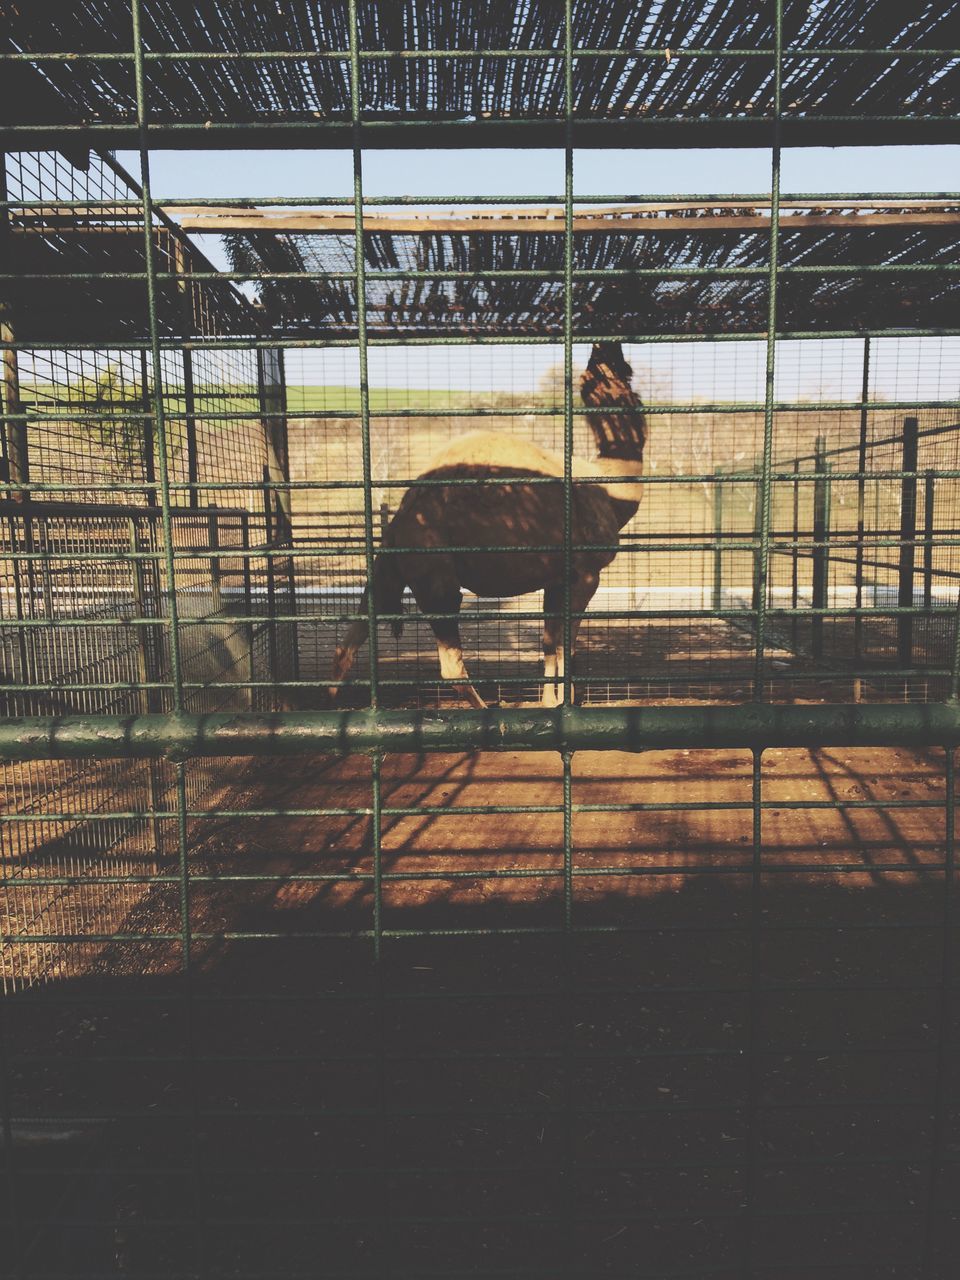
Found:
<box><xmin>73</xmin><ymin>361</ymin><xmax>145</xmax><ymax>476</ymax></box>
<box><xmin>538</xmin><ymin>362</ymin><xmax>567</xmax><ymax>402</ymax></box>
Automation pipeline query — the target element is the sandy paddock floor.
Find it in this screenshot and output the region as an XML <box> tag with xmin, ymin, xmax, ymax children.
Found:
<box><xmin>5</xmin><ymin>742</ymin><xmax>960</xmax><ymax>1277</ymax></box>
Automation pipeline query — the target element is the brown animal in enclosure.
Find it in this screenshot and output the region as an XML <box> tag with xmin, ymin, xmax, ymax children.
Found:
<box><xmin>330</xmin><ymin>342</ymin><xmax>647</xmax><ymax>707</ymax></box>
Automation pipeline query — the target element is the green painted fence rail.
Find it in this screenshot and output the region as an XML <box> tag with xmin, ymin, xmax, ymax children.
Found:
<box><xmin>2</xmin><ymin>702</ymin><xmax>960</xmax><ymax>761</ymax></box>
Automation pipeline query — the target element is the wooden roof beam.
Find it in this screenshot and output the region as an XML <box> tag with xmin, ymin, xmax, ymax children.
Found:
<box><xmin>171</xmin><ymin>208</ymin><xmax>960</xmax><ymax>234</ymax></box>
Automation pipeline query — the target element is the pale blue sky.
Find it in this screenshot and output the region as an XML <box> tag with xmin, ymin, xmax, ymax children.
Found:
<box><xmin>120</xmin><ymin>144</ymin><xmax>960</xmax><ymax>201</ymax></box>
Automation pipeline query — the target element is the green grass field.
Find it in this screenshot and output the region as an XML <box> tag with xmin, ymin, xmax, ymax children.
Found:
<box><xmin>284</xmin><ymin>385</ymin><xmax>530</xmax><ymax>413</ymax></box>
<box><xmin>22</xmin><ymin>382</ymin><xmax>521</xmax><ymax>416</ymax></box>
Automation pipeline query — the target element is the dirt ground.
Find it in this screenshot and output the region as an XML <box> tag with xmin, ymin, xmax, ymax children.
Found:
<box><xmin>5</xmin><ymin>742</ymin><xmax>960</xmax><ymax>1278</ymax></box>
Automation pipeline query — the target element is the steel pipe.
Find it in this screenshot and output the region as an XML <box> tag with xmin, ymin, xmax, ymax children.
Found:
<box><xmin>1</xmin><ymin>703</ymin><xmax>960</xmax><ymax>761</ymax></box>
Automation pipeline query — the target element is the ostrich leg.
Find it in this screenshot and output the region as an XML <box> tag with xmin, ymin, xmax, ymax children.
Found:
<box><xmin>542</xmin><ymin>572</ymin><xmax>599</xmax><ymax>707</ymax></box>
<box><xmin>410</xmin><ymin>574</ymin><xmax>487</xmax><ymax>710</ymax></box>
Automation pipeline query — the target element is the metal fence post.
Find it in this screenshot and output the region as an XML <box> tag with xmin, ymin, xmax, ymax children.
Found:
<box><xmin>712</xmin><ymin>467</ymin><xmax>724</xmax><ymax>613</ymax></box>
<box><xmin>1</xmin><ymin>149</ymin><xmax>34</xmax><ymax>712</ymax></box>
<box><xmin>0</xmin><ymin>157</ymin><xmax>28</xmax><ymax>505</ymax></box>
<box><xmin>173</xmin><ymin>237</ymin><xmax>199</xmax><ymax>509</ymax></box>
<box><xmin>811</xmin><ymin>435</ymin><xmax>831</xmax><ymax>660</ymax></box>
<box><xmin>261</xmin><ymin>463</ymin><xmax>279</xmax><ymax>709</ymax></box>
<box><xmin>129</xmin><ymin>515</ymin><xmax>162</xmax><ymax>713</ymax></box>
<box><xmin>0</xmin><ymin>319</ymin><xmax>26</xmax><ymax>499</ymax></box>
<box><xmin>791</xmin><ymin>454</ymin><xmax>801</xmax><ymax>654</ymax></box>
<box><xmin>258</xmin><ymin>347</ymin><xmax>296</xmax><ymax>695</ymax></box>
<box><xmin>240</xmin><ymin>511</ymin><xmax>255</xmax><ymax>712</ymax></box>
<box><xmin>898</xmin><ymin>415</ymin><xmax>919</xmax><ymax>672</ymax></box>
<box><xmin>140</xmin><ymin>349</ymin><xmax>157</xmax><ymax>507</ymax></box>
<box><xmin>854</xmin><ymin>336</ymin><xmax>871</xmax><ymax>663</ymax></box>
<box><xmin>19</xmin><ymin>507</ymin><xmax>43</xmax><ymax>715</ymax></box>
<box><xmin>258</xmin><ymin>349</ymin><xmax>291</xmax><ymax>539</ymax></box>
<box><xmin>207</xmin><ymin>503</ymin><xmax>222</xmax><ymax>615</ymax></box>
<box><xmin>752</xmin><ymin>467</ymin><xmax>763</xmax><ymax>620</ymax></box>
<box><xmin>129</xmin><ymin>514</ymin><xmax>165</xmax><ymax>858</ymax></box>
<box><xmin>37</xmin><ymin>514</ymin><xmax>54</xmax><ymax>624</ymax></box>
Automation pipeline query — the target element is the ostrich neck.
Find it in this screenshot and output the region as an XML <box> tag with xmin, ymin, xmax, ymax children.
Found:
<box><xmin>583</xmin><ymin>454</ymin><xmax>643</xmax><ymax>519</ymax></box>
<box><xmin>592</xmin><ymin>417</ymin><xmax>645</xmax><ymax>463</ymax></box>
<box><xmin>581</xmin><ymin>343</ymin><xmax>647</xmax><ymax>464</ymax></box>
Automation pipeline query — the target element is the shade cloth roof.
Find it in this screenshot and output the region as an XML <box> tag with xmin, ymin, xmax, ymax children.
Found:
<box><xmin>3</xmin><ymin>1</ymin><xmax>960</xmax><ymax>148</ymax></box>
<box><xmin>201</xmin><ymin>202</ymin><xmax>960</xmax><ymax>338</ymax></box>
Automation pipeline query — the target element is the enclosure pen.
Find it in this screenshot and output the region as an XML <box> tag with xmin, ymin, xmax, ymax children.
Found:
<box><xmin>3</xmin><ymin>0</ymin><xmax>960</xmax><ymax>1277</ymax></box>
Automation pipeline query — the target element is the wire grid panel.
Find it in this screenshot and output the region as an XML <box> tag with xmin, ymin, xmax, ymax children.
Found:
<box><xmin>0</xmin><ymin>500</ymin><xmax>280</xmax><ymax>992</ymax></box>
<box><xmin>0</xmin><ymin>505</ymin><xmax>161</xmax><ymax>718</ymax></box>
<box><xmin>4</xmin><ymin>150</ymin><xmax>253</xmax><ymax>346</ymax></box>
<box><xmin>0</xmin><ymin>755</ymin><xmax>171</xmax><ymax>993</ymax></box>
<box><xmin>0</xmin><ymin>146</ymin><xmax>288</xmax><ymax>992</ymax></box>
<box><xmin>758</xmin><ymin>403</ymin><xmax>960</xmax><ymax>702</ymax></box>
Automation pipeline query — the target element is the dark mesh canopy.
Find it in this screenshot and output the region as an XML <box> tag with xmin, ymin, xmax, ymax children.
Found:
<box><xmin>213</xmin><ymin>202</ymin><xmax>960</xmax><ymax>337</ymax></box>
<box><xmin>3</xmin><ymin>0</ymin><xmax>960</xmax><ymax>145</ymax></box>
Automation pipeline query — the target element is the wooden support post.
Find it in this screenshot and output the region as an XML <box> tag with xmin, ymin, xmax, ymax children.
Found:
<box><xmin>0</xmin><ymin>321</ymin><xmax>26</xmax><ymax>499</ymax></box>
<box><xmin>897</xmin><ymin>416</ymin><xmax>919</xmax><ymax>672</ymax></box>
<box><xmin>811</xmin><ymin>435</ymin><xmax>831</xmax><ymax>661</ymax></box>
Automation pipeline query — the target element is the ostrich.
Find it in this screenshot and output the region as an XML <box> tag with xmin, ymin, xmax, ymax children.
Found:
<box><xmin>331</xmin><ymin>342</ymin><xmax>646</xmax><ymax>708</ymax></box>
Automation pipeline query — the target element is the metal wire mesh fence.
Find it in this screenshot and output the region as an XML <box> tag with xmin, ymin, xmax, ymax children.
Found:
<box><xmin>0</xmin><ymin>143</ymin><xmax>293</xmax><ymax>1004</ymax></box>
<box><xmin>2</xmin><ymin>0</ymin><xmax>960</xmax><ymax>1276</ymax></box>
